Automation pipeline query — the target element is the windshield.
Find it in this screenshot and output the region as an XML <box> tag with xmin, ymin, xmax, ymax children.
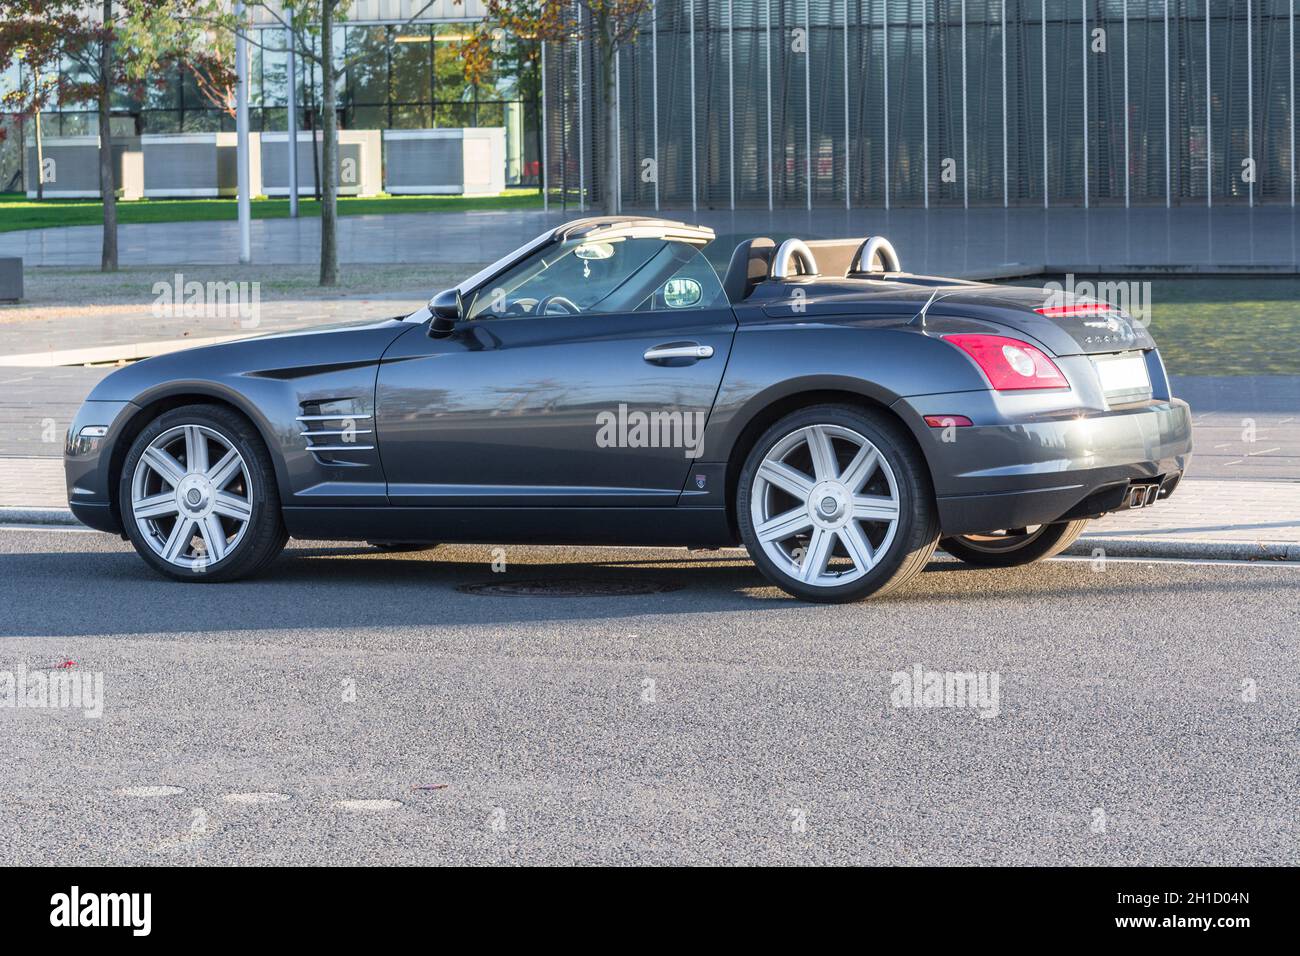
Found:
<box><xmin>465</xmin><ymin>236</ymin><xmax>725</xmax><ymax>319</ymax></box>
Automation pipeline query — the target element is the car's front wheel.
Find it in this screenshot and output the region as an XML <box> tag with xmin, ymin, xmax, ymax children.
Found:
<box><xmin>736</xmin><ymin>404</ymin><xmax>939</xmax><ymax>603</ymax></box>
<box><xmin>940</xmin><ymin>520</ymin><xmax>1089</xmax><ymax>567</ymax></box>
<box><xmin>119</xmin><ymin>404</ymin><xmax>287</xmax><ymax>582</ymax></box>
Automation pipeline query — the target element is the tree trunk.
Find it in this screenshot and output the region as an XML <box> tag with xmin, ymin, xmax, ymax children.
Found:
<box><xmin>318</xmin><ymin>2</ymin><xmax>338</xmax><ymax>286</ymax></box>
<box><xmin>600</xmin><ymin>29</ymin><xmax>619</xmax><ymax>215</ymax></box>
<box><xmin>98</xmin><ymin>0</ymin><xmax>118</xmax><ymax>271</ymax></box>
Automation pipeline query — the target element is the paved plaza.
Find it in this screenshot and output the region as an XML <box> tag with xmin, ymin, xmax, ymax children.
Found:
<box><xmin>2</xmin><ymin>205</ymin><xmax>1298</xmax><ymax>276</ymax></box>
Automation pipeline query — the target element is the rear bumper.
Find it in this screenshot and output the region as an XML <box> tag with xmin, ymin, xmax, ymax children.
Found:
<box><xmin>894</xmin><ymin>393</ymin><xmax>1193</xmax><ymax>536</ymax></box>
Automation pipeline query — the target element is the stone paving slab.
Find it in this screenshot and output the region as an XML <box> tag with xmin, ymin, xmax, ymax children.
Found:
<box><xmin>2</xmin><ymin>206</ymin><xmax>1297</xmax><ymax>274</ymax></box>
<box><xmin>0</xmin><ymin>296</ymin><xmax>427</xmax><ymax>363</ymax></box>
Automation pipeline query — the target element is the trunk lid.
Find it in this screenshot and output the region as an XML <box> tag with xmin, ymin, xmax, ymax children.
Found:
<box><xmin>929</xmin><ymin>285</ymin><xmax>1156</xmax><ymax>357</ymax></box>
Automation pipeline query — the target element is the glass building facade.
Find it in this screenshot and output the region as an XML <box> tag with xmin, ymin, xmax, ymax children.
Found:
<box><xmin>543</xmin><ymin>0</ymin><xmax>1299</xmax><ymax>208</ymax></box>
<box><xmin>1</xmin><ymin>19</ymin><xmax>542</xmax><ymax>190</ymax></box>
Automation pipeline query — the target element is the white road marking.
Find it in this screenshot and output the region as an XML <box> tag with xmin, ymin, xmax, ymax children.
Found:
<box><xmin>0</xmin><ymin>524</ymin><xmax>97</xmax><ymax>533</ymax></box>
<box><xmin>115</xmin><ymin>785</ymin><xmax>185</xmax><ymax>798</ymax></box>
<box><xmin>222</xmin><ymin>792</ymin><xmax>291</xmax><ymax>805</ymax></box>
<box><xmin>1054</xmin><ymin>554</ymin><xmax>1300</xmax><ymax>569</ymax></box>
<box><xmin>336</xmin><ymin>798</ymin><xmax>402</xmax><ymax>812</ymax></box>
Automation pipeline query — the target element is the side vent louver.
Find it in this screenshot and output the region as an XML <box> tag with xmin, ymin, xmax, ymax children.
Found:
<box><xmin>297</xmin><ymin>400</ymin><xmax>374</xmax><ymax>462</ymax></box>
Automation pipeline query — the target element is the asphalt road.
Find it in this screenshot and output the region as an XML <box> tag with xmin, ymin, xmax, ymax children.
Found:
<box><xmin>1</xmin><ymin>527</ymin><xmax>1296</xmax><ymax>866</ymax></box>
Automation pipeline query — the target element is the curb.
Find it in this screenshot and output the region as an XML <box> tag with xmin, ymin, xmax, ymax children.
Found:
<box><xmin>1070</xmin><ymin>536</ymin><xmax>1300</xmax><ymax>562</ymax></box>
<box><xmin>0</xmin><ymin>507</ymin><xmax>82</xmax><ymax>527</ymax></box>
<box><xmin>0</xmin><ymin>332</ymin><xmax>255</xmax><ymax>368</ymax></box>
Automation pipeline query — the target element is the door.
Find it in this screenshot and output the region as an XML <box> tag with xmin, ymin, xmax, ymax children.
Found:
<box><xmin>375</xmin><ymin>232</ymin><xmax>737</xmax><ymax>507</ymax></box>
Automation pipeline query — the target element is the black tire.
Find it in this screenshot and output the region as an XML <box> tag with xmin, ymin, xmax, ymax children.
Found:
<box><xmin>367</xmin><ymin>541</ymin><xmax>439</xmax><ymax>553</ymax></box>
<box><xmin>118</xmin><ymin>404</ymin><xmax>287</xmax><ymax>582</ymax></box>
<box><xmin>940</xmin><ymin>520</ymin><xmax>1089</xmax><ymax>567</ymax></box>
<box><xmin>736</xmin><ymin>404</ymin><xmax>939</xmax><ymax>603</ymax></box>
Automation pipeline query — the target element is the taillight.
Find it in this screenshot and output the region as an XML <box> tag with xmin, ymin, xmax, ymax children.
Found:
<box><xmin>943</xmin><ymin>334</ymin><xmax>1070</xmax><ymax>391</ymax></box>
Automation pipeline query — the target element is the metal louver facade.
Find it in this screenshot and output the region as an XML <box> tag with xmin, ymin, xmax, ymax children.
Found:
<box><xmin>542</xmin><ymin>0</ymin><xmax>1299</xmax><ymax>209</ymax></box>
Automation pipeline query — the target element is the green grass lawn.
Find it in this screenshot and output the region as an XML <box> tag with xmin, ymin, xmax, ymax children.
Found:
<box><xmin>0</xmin><ymin>189</ymin><xmax>543</xmax><ymax>233</ymax></box>
<box><xmin>1000</xmin><ymin>275</ymin><xmax>1300</xmax><ymax>377</ymax></box>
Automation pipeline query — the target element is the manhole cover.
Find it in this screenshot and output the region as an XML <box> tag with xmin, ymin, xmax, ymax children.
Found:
<box><xmin>458</xmin><ymin>578</ymin><xmax>679</xmax><ymax>597</ymax></box>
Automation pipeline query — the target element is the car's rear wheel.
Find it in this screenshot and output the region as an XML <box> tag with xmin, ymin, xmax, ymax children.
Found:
<box><xmin>119</xmin><ymin>404</ymin><xmax>286</xmax><ymax>582</ymax></box>
<box><xmin>736</xmin><ymin>404</ymin><xmax>939</xmax><ymax>603</ymax></box>
<box><xmin>940</xmin><ymin>520</ymin><xmax>1089</xmax><ymax>567</ymax></box>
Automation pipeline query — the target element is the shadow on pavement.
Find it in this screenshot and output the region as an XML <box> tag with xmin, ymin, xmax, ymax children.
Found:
<box><xmin>2</xmin><ymin>537</ymin><xmax>1294</xmax><ymax>638</ymax></box>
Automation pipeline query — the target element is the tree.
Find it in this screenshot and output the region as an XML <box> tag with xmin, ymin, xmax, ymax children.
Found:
<box><xmin>457</xmin><ymin>0</ymin><xmax>650</xmax><ymax>214</ymax></box>
<box><xmin>2</xmin><ymin>44</ymin><xmax>61</xmax><ymax>199</ymax></box>
<box><xmin>0</xmin><ymin>0</ymin><xmax>229</xmax><ymax>270</ymax></box>
<box><xmin>178</xmin><ymin>47</ymin><xmax>239</xmax><ymax>118</ymax></box>
<box><xmin>235</xmin><ymin>2</ymin><xmax>440</xmax><ymax>286</ymax></box>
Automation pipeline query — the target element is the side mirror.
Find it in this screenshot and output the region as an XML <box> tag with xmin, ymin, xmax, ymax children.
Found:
<box><xmin>427</xmin><ymin>288</ymin><xmax>462</xmax><ymax>337</ymax></box>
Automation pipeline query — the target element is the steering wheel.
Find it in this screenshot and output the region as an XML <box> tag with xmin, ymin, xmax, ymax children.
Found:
<box><xmin>534</xmin><ymin>294</ymin><xmax>581</xmax><ymax>316</ymax></box>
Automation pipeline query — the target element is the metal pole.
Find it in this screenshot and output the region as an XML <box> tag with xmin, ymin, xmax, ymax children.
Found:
<box><xmin>804</xmin><ymin>0</ymin><xmax>812</xmax><ymax>210</ymax></box>
<box><xmin>235</xmin><ymin>2</ymin><xmax>251</xmax><ymax>264</ymax></box>
<box><xmin>1170</xmin><ymin>0</ymin><xmax>1180</xmax><ymax>208</ymax></box>
<box><xmin>729</xmin><ymin>0</ymin><xmax>736</xmax><ymax>210</ymax></box>
<box><xmin>961</xmin><ymin>0</ymin><xmax>968</xmax><ymax>209</ymax></box>
<box><xmin>287</xmin><ymin>27</ymin><xmax>299</xmax><ymax>218</ymax></box>
<box><xmin>541</xmin><ymin>42</ymin><xmax>549</xmax><ymax>211</ymax></box>
<box><xmin>922</xmin><ymin>0</ymin><xmax>929</xmax><ymax>209</ymax></box>
<box><xmin>843</xmin><ymin>0</ymin><xmax>850</xmax><ymax>209</ymax></box>
<box><xmin>34</xmin><ymin>107</ymin><xmax>44</xmax><ymax>200</ymax></box>
<box><xmin>652</xmin><ymin>3</ymin><xmax>660</xmax><ymax>211</ymax></box>
<box><xmin>1205</xmin><ymin>0</ymin><xmax>1211</xmax><ymax>207</ymax></box>
<box><xmin>689</xmin><ymin>0</ymin><xmax>697</xmax><ymax>212</ymax></box>
<box><xmin>1081</xmin><ymin>0</ymin><xmax>1088</xmax><ymax>209</ymax></box>
<box><xmin>1123</xmin><ymin>0</ymin><xmax>1130</xmax><ymax>208</ymax></box>
<box><xmin>1246</xmin><ymin>0</ymin><xmax>1254</xmax><ymax>207</ymax></box>
<box><xmin>1002</xmin><ymin>0</ymin><xmax>1007</xmax><ymax>207</ymax></box>
<box><xmin>766</xmin><ymin>0</ymin><xmax>773</xmax><ymax>211</ymax></box>
<box><xmin>615</xmin><ymin>51</ymin><xmax>622</xmax><ymax>212</ymax></box>
<box><xmin>1041</xmin><ymin>0</ymin><xmax>1048</xmax><ymax>208</ymax></box>
<box><xmin>883</xmin><ymin>0</ymin><xmax>889</xmax><ymax>210</ymax></box>
<box><xmin>1292</xmin><ymin>0</ymin><xmax>1296</xmax><ymax>206</ymax></box>
<box><xmin>576</xmin><ymin>1</ymin><xmax>585</xmax><ymax>211</ymax></box>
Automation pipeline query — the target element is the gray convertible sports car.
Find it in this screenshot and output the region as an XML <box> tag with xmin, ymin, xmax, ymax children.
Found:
<box><xmin>65</xmin><ymin>216</ymin><xmax>1191</xmax><ymax>602</ymax></box>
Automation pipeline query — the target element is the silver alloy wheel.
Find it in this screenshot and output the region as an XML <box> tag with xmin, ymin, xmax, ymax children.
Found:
<box><xmin>130</xmin><ymin>424</ymin><xmax>253</xmax><ymax>571</ymax></box>
<box><xmin>750</xmin><ymin>423</ymin><xmax>901</xmax><ymax>587</ymax></box>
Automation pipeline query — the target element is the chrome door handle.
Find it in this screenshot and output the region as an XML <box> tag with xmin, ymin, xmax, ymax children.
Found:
<box><xmin>643</xmin><ymin>344</ymin><xmax>714</xmax><ymax>362</ymax></box>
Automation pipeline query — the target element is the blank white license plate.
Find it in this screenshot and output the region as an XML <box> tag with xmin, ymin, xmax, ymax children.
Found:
<box><xmin>1093</xmin><ymin>352</ymin><xmax>1151</xmax><ymax>398</ymax></box>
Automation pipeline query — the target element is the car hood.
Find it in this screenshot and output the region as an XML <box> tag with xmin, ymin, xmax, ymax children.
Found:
<box><xmin>87</xmin><ymin>317</ymin><xmax>416</xmax><ymax>403</ymax></box>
